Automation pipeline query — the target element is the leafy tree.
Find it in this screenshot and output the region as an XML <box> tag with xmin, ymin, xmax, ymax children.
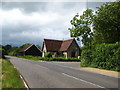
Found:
<box><xmin>93</xmin><ymin>1</ymin><xmax>120</xmax><ymax>43</ymax></box>
<box><xmin>36</xmin><ymin>45</ymin><xmax>41</xmax><ymax>49</ymax></box>
<box><xmin>0</xmin><ymin>47</ymin><xmax>5</xmax><ymax>58</ymax></box>
<box><xmin>3</xmin><ymin>44</ymin><xmax>12</xmax><ymax>55</ymax></box>
<box><xmin>8</xmin><ymin>46</ymin><xmax>20</xmax><ymax>56</ymax></box>
<box><xmin>20</xmin><ymin>43</ymin><xmax>31</xmax><ymax>49</ymax></box>
<box><xmin>68</xmin><ymin>9</ymin><xmax>94</xmax><ymax>46</ymax></box>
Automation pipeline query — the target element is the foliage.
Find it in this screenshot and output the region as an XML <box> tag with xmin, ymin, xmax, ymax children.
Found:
<box><xmin>81</xmin><ymin>48</ymin><xmax>93</xmax><ymax>67</ymax></box>
<box><xmin>20</xmin><ymin>43</ymin><xmax>31</xmax><ymax>48</ymax></box>
<box><xmin>2</xmin><ymin>59</ymin><xmax>25</xmax><ymax>88</ymax></box>
<box><xmin>2</xmin><ymin>44</ymin><xmax>12</xmax><ymax>55</ymax></box>
<box><xmin>18</xmin><ymin>55</ymin><xmax>41</xmax><ymax>61</ymax></box>
<box><xmin>44</xmin><ymin>52</ymin><xmax>53</xmax><ymax>58</ymax></box>
<box><xmin>18</xmin><ymin>56</ymin><xmax>80</xmax><ymax>62</ymax></box>
<box><xmin>93</xmin><ymin>1</ymin><xmax>120</xmax><ymax>43</ymax></box>
<box><xmin>69</xmin><ymin>2</ymin><xmax>120</xmax><ymax>45</ymax></box>
<box><xmin>36</xmin><ymin>45</ymin><xmax>41</xmax><ymax>49</ymax></box>
<box><xmin>56</xmin><ymin>51</ymin><xmax>64</xmax><ymax>57</ymax></box>
<box><xmin>8</xmin><ymin>47</ymin><xmax>20</xmax><ymax>56</ymax></box>
<box><xmin>81</xmin><ymin>42</ymin><xmax>120</xmax><ymax>71</ymax></box>
<box><xmin>0</xmin><ymin>47</ymin><xmax>5</xmax><ymax>59</ymax></box>
<box><xmin>68</xmin><ymin>9</ymin><xmax>94</xmax><ymax>46</ymax></box>
<box><xmin>68</xmin><ymin>1</ymin><xmax>120</xmax><ymax>71</ymax></box>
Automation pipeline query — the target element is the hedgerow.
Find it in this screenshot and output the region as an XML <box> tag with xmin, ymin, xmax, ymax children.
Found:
<box><xmin>18</xmin><ymin>56</ymin><xmax>80</xmax><ymax>62</ymax></box>
<box><xmin>81</xmin><ymin>42</ymin><xmax>120</xmax><ymax>71</ymax></box>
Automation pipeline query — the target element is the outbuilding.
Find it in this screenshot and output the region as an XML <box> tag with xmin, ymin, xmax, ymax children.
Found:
<box><xmin>18</xmin><ymin>44</ymin><xmax>42</xmax><ymax>56</ymax></box>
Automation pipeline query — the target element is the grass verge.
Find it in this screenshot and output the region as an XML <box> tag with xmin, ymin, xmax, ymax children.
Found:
<box><xmin>1</xmin><ymin>59</ymin><xmax>25</xmax><ymax>88</ymax></box>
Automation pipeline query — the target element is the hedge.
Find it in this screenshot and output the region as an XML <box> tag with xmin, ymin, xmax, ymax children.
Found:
<box><xmin>18</xmin><ymin>56</ymin><xmax>80</xmax><ymax>62</ymax></box>
<box><xmin>36</xmin><ymin>57</ymin><xmax>80</xmax><ymax>62</ymax></box>
<box><xmin>81</xmin><ymin>42</ymin><xmax>120</xmax><ymax>71</ymax></box>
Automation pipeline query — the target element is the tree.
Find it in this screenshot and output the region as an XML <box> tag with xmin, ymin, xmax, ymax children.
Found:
<box><xmin>93</xmin><ymin>1</ymin><xmax>120</xmax><ymax>43</ymax></box>
<box><xmin>68</xmin><ymin>9</ymin><xmax>94</xmax><ymax>46</ymax></box>
<box><xmin>8</xmin><ymin>46</ymin><xmax>20</xmax><ymax>56</ymax></box>
<box><xmin>0</xmin><ymin>47</ymin><xmax>5</xmax><ymax>58</ymax></box>
<box><xmin>3</xmin><ymin>44</ymin><xmax>12</xmax><ymax>55</ymax></box>
<box><xmin>36</xmin><ymin>45</ymin><xmax>41</xmax><ymax>49</ymax></box>
<box><xmin>20</xmin><ymin>43</ymin><xmax>31</xmax><ymax>48</ymax></box>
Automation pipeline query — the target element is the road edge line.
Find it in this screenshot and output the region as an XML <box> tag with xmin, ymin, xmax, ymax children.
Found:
<box><xmin>20</xmin><ymin>74</ymin><xmax>30</xmax><ymax>90</ymax></box>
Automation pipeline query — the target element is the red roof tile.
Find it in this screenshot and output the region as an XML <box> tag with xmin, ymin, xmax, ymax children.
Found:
<box><xmin>44</xmin><ymin>39</ymin><xmax>62</xmax><ymax>51</ymax></box>
<box><xmin>60</xmin><ymin>39</ymin><xmax>74</xmax><ymax>51</ymax></box>
<box><xmin>44</xmin><ymin>39</ymin><xmax>74</xmax><ymax>52</ymax></box>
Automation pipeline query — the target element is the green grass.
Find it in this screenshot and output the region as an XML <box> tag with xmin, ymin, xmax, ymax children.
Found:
<box><xmin>1</xmin><ymin>59</ymin><xmax>25</xmax><ymax>88</ymax></box>
<box><xmin>17</xmin><ymin>56</ymin><xmax>41</xmax><ymax>61</ymax></box>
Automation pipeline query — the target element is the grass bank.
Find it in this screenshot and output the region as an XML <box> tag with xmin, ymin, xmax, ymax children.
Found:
<box><xmin>1</xmin><ymin>59</ymin><xmax>25</xmax><ymax>88</ymax></box>
<box><xmin>17</xmin><ymin>56</ymin><xmax>80</xmax><ymax>62</ymax></box>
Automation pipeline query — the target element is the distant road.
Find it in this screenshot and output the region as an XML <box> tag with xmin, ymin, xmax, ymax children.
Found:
<box><xmin>7</xmin><ymin>56</ymin><xmax>119</xmax><ymax>89</ymax></box>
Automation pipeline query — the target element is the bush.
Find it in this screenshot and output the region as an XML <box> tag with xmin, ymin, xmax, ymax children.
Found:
<box><xmin>81</xmin><ymin>42</ymin><xmax>120</xmax><ymax>71</ymax></box>
<box><xmin>44</xmin><ymin>52</ymin><xmax>52</xmax><ymax>58</ymax></box>
<box><xmin>39</xmin><ymin>57</ymin><xmax>80</xmax><ymax>62</ymax></box>
<box><xmin>8</xmin><ymin>47</ymin><xmax>20</xmax><ymax>56</ymax></box>
<box><xmin>81</xmin><ymin>49</ymin><xmax>93</xmax><ymax>67</ymax></box>
<box><xmin>18</xmin><ymin>56</ymin><xmax>80</xmax><ymax>62</ymax></box>
<box><xmin>0</xmin><ymin>48</ymin><xmax>6</xmax><ymax>59</ymax></box>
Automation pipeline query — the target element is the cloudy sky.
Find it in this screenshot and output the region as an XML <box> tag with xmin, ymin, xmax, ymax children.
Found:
<box><xmin>1</xmin><ymin>0</ymin><xmax>116</xmax><ymax>47</ymax></box>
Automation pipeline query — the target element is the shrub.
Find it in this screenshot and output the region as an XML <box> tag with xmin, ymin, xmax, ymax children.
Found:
<box><xmin>0</xmin><ymin>48</ymin><xmax>6</xmax><ymax>59</ymax></box>
<box><xmin>18</xmin><ymin>55</ymin><xmax>80</xmax><ymax>62</ymax></box>
<box><xmin>81</xmin><ymin>49</ymin><xmax>93</xmax><ymax>67</ymax></box>
<box><xmin>81</xmin><ymin>42</ymin><xmax>120</xmax><ymax>71</ymax></box>
<box><xmin>39</xmin><ymin>57</ymin><xmax>80</xmax><ymax>62</ymax></box>
<box><xmin>44</xmin><ymin>52</ymin><xmax>53</xmax><ymax>58</ymax></box>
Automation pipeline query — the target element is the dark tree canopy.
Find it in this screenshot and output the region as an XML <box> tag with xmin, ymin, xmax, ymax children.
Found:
<box><xmin>69</xmin><ymin>1</ymin><xmax>120</xmax><ymax>46</ymax></box>
<box><xmin>93</xmin><ymin>1</ymin><xmax>120</xmax><ymax>43</ymax></box>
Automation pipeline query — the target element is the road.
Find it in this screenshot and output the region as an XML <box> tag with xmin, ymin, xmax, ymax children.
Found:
<box><xmin>6</xmin><ymin>56</ymin><xmax>119</xmax><ymax>89</ymax></box>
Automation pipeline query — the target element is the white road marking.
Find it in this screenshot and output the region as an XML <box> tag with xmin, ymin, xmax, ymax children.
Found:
<box><xmin>62</xmin><ymin>73</ymin><xmax>105</xmax><ymax>89</ymax></box>
<box><xmin>13</xmin><ymin>66</ymin><xmax>29</xmax><ymax>89</ymax></box>
<box><xmin>20</xmin><ymin>75</ymin><xmax>29</xmax><ymax>90</ymax></box>
<box><xmin>48</xmin><ymin>62</ymin><xmax>119</xmax><ymax>78</ymax></box>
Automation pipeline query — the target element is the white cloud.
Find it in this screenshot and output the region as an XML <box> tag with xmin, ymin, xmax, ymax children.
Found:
<box><xmin>9</xmin><ymin>27</ymin><xmax>70</xmax><ymax>40</ymax></box>
<box><xmin>1</xmin><ymin>8</ymin><xmax>62</xmax><ymax>26</ymax></box>
<box><xmin>3</xmin><ymin>0</ymin><xmax>116</xmax><ymax>2</ymax></box>
<box><xmin>2</xmin><ymin>2</ymin><xmax>102</xmax><ymax>46</ymax></box>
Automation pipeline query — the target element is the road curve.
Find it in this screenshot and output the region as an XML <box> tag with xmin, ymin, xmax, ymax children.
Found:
<box><xmin>6</xmin><ymin>56</ymin><xmax>119</xmax><ymax>89</ymax></box>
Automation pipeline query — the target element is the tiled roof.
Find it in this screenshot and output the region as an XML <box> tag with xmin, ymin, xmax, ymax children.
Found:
<box><xmin>44</xmin><ymin>39</ymin><xmax>74</xmax><ymax>52</ymax></box>
<box><xmin>60</xmin><ymin>39</ymin><xmax>73</xmax><ymax>51</ymax></box>
<box><xmin>44</xmin><ymin>39</ymin><xmax>62</xmax><ymax>52</ymax></box>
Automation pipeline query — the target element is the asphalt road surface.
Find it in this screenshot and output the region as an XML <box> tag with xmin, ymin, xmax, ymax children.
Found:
<box><xmin>6</xmin><ymin>56</ymin><xmax>119</xmax><ymax>89</ymax></box>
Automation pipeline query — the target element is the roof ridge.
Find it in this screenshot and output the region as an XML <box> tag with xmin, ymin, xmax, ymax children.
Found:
<box><xmin>62</xmin><ymin>38</ymin><xmax>74</xmax><ymax>41</ymax></box>
<box><xmin>44</xmin><ymin>39</ymin><xmax>62</xmax><ymax>42</ymax></box>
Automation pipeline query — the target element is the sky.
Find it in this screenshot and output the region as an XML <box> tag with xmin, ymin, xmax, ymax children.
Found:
<box><xmin>0</xmin><ymin>0</ymin><xmax>116</xmax><ymax>47</ymax></box>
